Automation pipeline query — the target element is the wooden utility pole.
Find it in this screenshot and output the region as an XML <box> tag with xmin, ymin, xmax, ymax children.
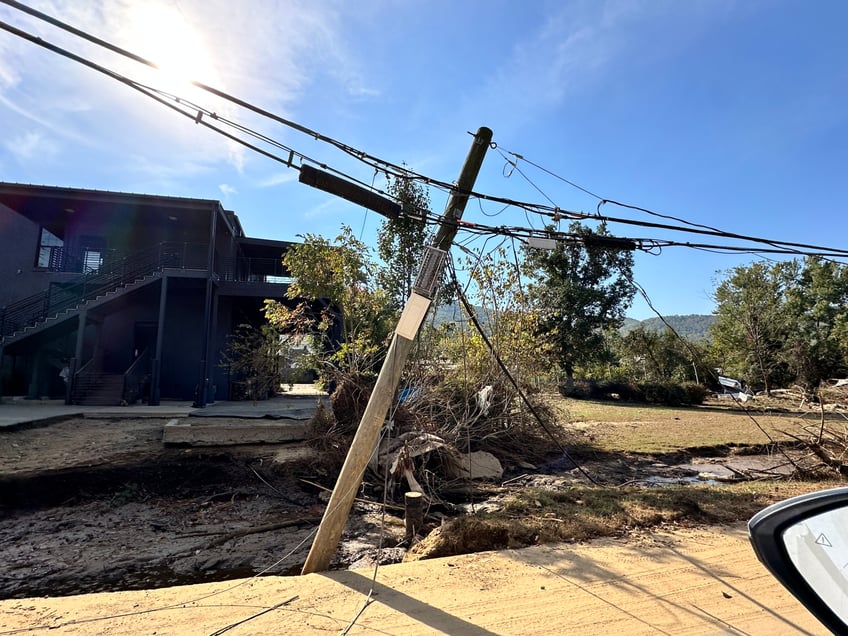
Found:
<box><xmin>301</xmin><ymin>126</ymin><xmax>493</xmax><ymax>574</ymax></box>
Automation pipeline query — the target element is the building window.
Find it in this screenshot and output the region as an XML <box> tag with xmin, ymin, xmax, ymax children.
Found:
<box><xmin>80</xmin><ymin>236</ymin><xmax>107</xmax><ymax>274</ymax></box>
<box><xmin>83</xmin><ymin>248</ymin><xmax>102</xmax><ymax>273</ymax></box>
<box><xmin>37</xmin><ymin>228</ymin><xmax>64</xmax><ymax>269</ymax></box>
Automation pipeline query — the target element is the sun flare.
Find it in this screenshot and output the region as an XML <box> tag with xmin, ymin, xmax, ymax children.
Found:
<box><xmin>128</xmin><ymin>3</ymin><xmax>217</xmax><ymax>95</ymax></box>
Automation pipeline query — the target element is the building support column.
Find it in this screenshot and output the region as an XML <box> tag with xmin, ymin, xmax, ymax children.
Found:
<box><xmin>150</xmin><ymin>276</ymin><xmax>168</xmax><ymax>406</ymax></box>
<box><xmin>26</xmin><ymin>347</ymin><xmax>45</xmax><ymax>400</ymax></box>
<box><xmin>207</xmin><ymin>290</ymin><xmax>219</xmax><ymax>404</ymax></box>
<box><xmin>65</xmin><ymin>310</ymin><xmax>87</xmax><ymax>405</ymax></box>
<box><xmin>0</xmin><ymin>343</ymin><xmax>5</xmax><ymax>404</ymax></box>
<box><xmin>194</xmin><ymin>206</ymin><xmax>218</xmax><ymax>408</ymax></box>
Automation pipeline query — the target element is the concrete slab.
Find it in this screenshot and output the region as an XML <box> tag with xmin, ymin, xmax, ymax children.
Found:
<box><xmin>0</xmin><ymin>398</ymin><xmax>195</xmax><ymax>429</ymax></box>
<box><xmin>163</xmin><ymin>417</ymin><xmax>309</xmax><ymax>445</ymax></box>
<box><xmin>171</xmin><ymin>389</ymin><xmax>329</xmax><ymax>445</ymax></box>
<box><xmin>190</xmin><ymin>388</ymin><xmax>328</xmax><ymax>420</ymax></box>
<box><xmin>0</xmin><ymin>386</ymin><xmax>327</xmax><ymax>429</ymax></box>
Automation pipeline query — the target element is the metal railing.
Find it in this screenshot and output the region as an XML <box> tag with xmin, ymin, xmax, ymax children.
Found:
<box><xmin>123</xmin><ymin>348</ymin><xmax>151</xmax><ymax>404</ymax></box>
<box><xmin>217</xmin><ymin>256</ymin><xmax>291</xmax><ymax>283</ymax></box>
<box><xmin>0</xmin><ymin>242</ymin><xmax>206</xmax><ymax>339</ymax></box>
<box><xmin>69</xmin><ymin>355</ymin><xmax>98</xmax><ymax>405</ymax></box>
<box><xmin>0</xmin><ymin>243</ymin><xmax>288</xmax><ymax>340</ymax></box>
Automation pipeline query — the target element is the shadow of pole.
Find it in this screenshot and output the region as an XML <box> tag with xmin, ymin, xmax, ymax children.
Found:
<box><xmin>323</xmin><ymin>570</ymin><xmax>499</xmax><ymax>636</ymax></box>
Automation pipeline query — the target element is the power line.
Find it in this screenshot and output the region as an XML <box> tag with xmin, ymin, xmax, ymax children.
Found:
<box><xmin>490</xmin><ymin>140</ymin><xmax>848</xmax><ymax>259</ymax></box>
<box><xmin>438</xmin><ymin>215</ymin><xmax>848</xmax><ymax>260</ymax></box>
<box><xmin>5</xmin><ymin>2</ymin><xmax>848</xmax><ymax>262</ymax></box>
<box><xmin>0</xmin><ymin>16</ymin><xmax>433</xmax><ymax>223</ymax></box>
<box><xmin>0</xmin><ymin>0</ymin><xmax>443</xmax><ymax>188</ymax></box>
<box><xmin>497</xmin><ymin>142</ymin><xmax>763</xmax><ymax>236</ymax></box>
<box><xmin>502</xmin><ymin>147</ymin><xmax>606</xmax><ymax>202</ymax></box>
<box><xmin>0</xmin><ymin>19</ymin><xmax>304</xmax><ymax>167</ymax></box>
<box><xmin>4</xmin><ymin>12</ymin><xmax>843</xmax><ymax>265</ymax></box>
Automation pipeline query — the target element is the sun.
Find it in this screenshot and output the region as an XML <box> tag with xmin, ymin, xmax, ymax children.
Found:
<box><xmin>127</xmin><ymin>3</ymin><xmax>218</xmax><ymax>96</ymax></box>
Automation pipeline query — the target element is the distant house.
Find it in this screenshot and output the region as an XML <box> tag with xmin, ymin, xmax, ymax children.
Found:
<box><xmin>0</xmin><ymin>182</ymin><xmax>315</xmax><ymax>406</ymax></box>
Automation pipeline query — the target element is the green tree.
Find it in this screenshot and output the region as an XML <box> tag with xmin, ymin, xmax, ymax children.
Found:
<box><xmin>377</xmin><ymin>176</ymin><xmax>431</xmax><ymax>310</ymax></box>
<box><xmin>525</xmin><ymin>221</ymin><xmax>636</xmax><ymax>381</ymax></box>
<box><xmin>264</xmin><ymin>226</ymin><xmax>395</xmax><ymax>378</ymax></box>
<box><xmin>620</xmin><ymin>327</ymin><xmax>679</xmax><ymax>382</ymax></box>
<box><xmin>435</xmin><ymin>246</ymin><xmax>552</xmax><ymax>386</ymax></box>
<box><xmin>220</xmin><ymin>323</ymin><xmax>293</xmax><ymax>400</ymax></box>
<box><xmin>710</xmin><ymin>261</ymin><xmax>791</xmax><ymax>393</ymax></box>
<box><xmin>617</xmin><ymin>326</ymin><xmax>709</xmax><ymax>384</ymax></box>
<box><xmin>782</xmin><ymin>257</ymin><xmax>848</xmax><ymax>387</ymax></box>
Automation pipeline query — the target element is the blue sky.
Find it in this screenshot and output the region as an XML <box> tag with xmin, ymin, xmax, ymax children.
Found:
<box><xmin>1</xmin><ymin>0</ymin><xmax>846</xmax><ymax>320</ymax></box>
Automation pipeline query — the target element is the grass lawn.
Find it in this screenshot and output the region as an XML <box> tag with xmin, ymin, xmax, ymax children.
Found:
<box><xmin>416</xmin><ymin>394</ymin><xmax>846</xmax><ymax>559</ymax></box>
<box><xmin>552</xmin><ymin>395</ymin><xmax>826</xmax><ymax>454</ymax></box>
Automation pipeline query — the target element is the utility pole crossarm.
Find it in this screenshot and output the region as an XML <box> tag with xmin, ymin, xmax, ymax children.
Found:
<box><xmin>301</xmin><ymin>126</ymin><xmax>492</xmax><ymax>575</ymax></box>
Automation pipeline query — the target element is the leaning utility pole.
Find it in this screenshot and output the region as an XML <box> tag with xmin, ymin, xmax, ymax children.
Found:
<box><xmin>301</xmin><ymin>126</ymin><xmax>493</xmax><ymax>574</ymax></box>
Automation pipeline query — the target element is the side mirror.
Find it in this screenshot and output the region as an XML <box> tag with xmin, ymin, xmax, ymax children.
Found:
<box><xmin>749</xmin><ymin>487</ymin><xmax>848</xmax><ymax>634</ymax></box>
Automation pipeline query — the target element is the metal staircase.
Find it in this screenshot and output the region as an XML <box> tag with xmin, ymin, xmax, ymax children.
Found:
<box><xmin>72</xmin><ymin>372</ymin><xmax>126</xmax><ymax>406</ymax></box>
<box><xmin>0</xmin><ymin>242</ymin><xmax>206</xmax><ymax>346</ymax></box>
<box><xmin>68</xmin><ymin>347</ymin><xmax>152</xmax><ymax>406</ymax></box>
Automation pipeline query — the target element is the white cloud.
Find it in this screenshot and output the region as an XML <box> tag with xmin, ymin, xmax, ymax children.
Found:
<box><xmin>0</xmin><ymin>0</ymin><xmax>359</xmax><ymax>183</ymax></box>
<box><xmin>304</xmin><ymin>196</ymin><xmax>341</xmax><ymax>220</ymax></box>
<box><xmin>474</xmin><ymin>0</ymin><xmax>735</xmax><ymax>124</ymax></box>
<box><xmin>218</xmin><ymin>183</ymin><xmax>236</xmax><ymax>196</ymax></box>
<box><xmin>5</xmin><ymin>130</ymin><xmax>58</xmax><ymax>163</ymax></box>
<box><xmin>345</xmin><ymin>83</ymin><xmax>380</xmax><ymax>100</ymax></box>
<box><xmin>0</xmin><ymin>55</ymin><xmax>20</xmax><ymax>90</ymax></box>
<box><xmin>257</xmin><ymin>171</ymin><xmax>298</xmax><ymax>188</ymax></box>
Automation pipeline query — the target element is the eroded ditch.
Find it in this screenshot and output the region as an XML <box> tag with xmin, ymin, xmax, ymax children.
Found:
<box><xmin>1</xmin><ymin>454</ymin><xmax>350</xmax><ymax>599</ymax></box>
<box><xmin>1</xmin><ymin>417</ymin><xmax>798</xmax><ymax>600</ymax></box>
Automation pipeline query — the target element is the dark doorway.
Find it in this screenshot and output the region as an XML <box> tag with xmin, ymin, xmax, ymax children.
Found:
<box><xmin>133</xmin><ymin>322</ymin><xmax>157</xmax><ymax>359</ymax></box>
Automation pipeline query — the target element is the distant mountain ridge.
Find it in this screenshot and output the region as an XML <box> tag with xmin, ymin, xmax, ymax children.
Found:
<box><xmin>621</xmin><ymin>314</ymin><xmax>715</xmax><ymax>341</ymax></box>
<box><xmin>431</xmin><ymin>305</ymin><xmax>715</xmax><ymax>342</ymax></box>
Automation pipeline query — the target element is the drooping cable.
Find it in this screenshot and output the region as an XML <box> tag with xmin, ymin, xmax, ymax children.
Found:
<box><xmin>5</xmin><ymin>6</ymin><xmax>848</xmax><ymax>262</ymax></box>
<box><xmin>0</xmin><ymin>0</ymin><xmax>432</xmax><ymax>186</ymax></box>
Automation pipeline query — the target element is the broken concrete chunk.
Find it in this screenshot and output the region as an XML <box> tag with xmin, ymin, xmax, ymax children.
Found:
<box><xmin>443</xmin><ymin>451</ymin><xmax>503</xmax><ymax>481</ymax></box>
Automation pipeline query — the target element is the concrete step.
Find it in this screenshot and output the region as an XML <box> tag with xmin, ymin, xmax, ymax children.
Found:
<box><xmin>163</xmin><ymin>418</ymin><xmax>308</xmax><ymax>446</ymax></box>
<box><xmin>74</xmin><ymin>373</ymin><xmax>125</xmax><ymax>406</ymax></box>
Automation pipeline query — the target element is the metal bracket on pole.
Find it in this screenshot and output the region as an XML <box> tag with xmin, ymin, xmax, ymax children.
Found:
<box><xmin>412</xmin><ymin>246</ymin><xmax>447</xmax><ymax>299</ymax></box>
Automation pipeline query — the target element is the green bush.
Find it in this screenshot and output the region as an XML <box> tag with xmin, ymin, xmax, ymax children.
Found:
<box><xmin>683</xmin><ymin>382</ymin><xmax>709</xmax><ymax>405</ymax></box>
<box><xmin>639</xmin><ymin>382</ymin><xmax>706</xmax><ymax>406</ymax></box>
<box><xmin>558</xmin><ymin>379</ymin><xmax>595</xmax><ymax>400</ymax></box>
<box><xmin>561</xmin><ymin>378</ymin><xmax>709</xmax><ymax>407</ymax></box>
<box><xmin>600</xmin><ymin>380</ymin><xmax>644</xmax><ymax>402</ymax></box>
<box><xmin>559</xmin><ymin>379</ymin><xmax>644</xmax><ymax>402</ymax></box>
<box><xmin>640</xmin><ymin>382</ymin><xmax>669</xmax><ymax>405</ymax></box>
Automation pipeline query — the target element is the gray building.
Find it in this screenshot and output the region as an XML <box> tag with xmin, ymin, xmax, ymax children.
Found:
<box><xmin>0</xmin><ymin>182</ymin><xmax>306</xmax><ymax>406</ymax></box>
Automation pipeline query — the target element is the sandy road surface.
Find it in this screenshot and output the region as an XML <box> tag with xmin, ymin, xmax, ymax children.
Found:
<box><xmin>0</xmin><ymin>523</ymin><xmax>826</xmax><ymax>635</ymax></box>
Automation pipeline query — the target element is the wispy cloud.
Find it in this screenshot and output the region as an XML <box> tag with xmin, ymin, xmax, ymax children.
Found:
<box><xmin>304</xmin><ymin>196</ymin><xmax>343</xmax><ymax>220</ymax></box>
<box><xmin>471</xmin><ymin>0</ymin><xmax>734</xmax><ymax>131</ymax></box>
<box><xmin>257</xmin><ymin>171</ymin><xmax>298</xmax><ymax>188</ymax></box>
<box><xmin>0</xmin><ymin>0</ymin><xmax>358</xmax><ymax>183</ymax></box>
<box><xmin>218</xmin><ymin>183</ymin><xmax>236</xmax><ymax>196</ymax></box>
<box><xmin>5</xmin><ymin>130</ymin><xmax>58</xmax><ymax>163</ymax></box>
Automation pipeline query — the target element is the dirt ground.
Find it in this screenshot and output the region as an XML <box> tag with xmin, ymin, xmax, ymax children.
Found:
<box><xmin>0</xmin><ymin>417</ymin><xmax>402</xmax><ymax>599</ymax></box>
<box><xmin>0</xmin><ymin>523</ymin><xmax>827</xmax><ymax>635</ymax></box>
<box><xmin>0</xmin><ymin>410</ymin><xmax>833</xmax><ymax>633</ymax></box>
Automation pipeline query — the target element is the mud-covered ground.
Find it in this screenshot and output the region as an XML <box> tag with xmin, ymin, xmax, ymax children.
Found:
<box><xmin>0</xmin><ymin>417</ymin><xmax>416</xmax><ymax>599</ymax></box>
<box><xmin>0</xmin><ymin>413</ymin><xmax>793</xmax><ymax>600</ymax></box>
